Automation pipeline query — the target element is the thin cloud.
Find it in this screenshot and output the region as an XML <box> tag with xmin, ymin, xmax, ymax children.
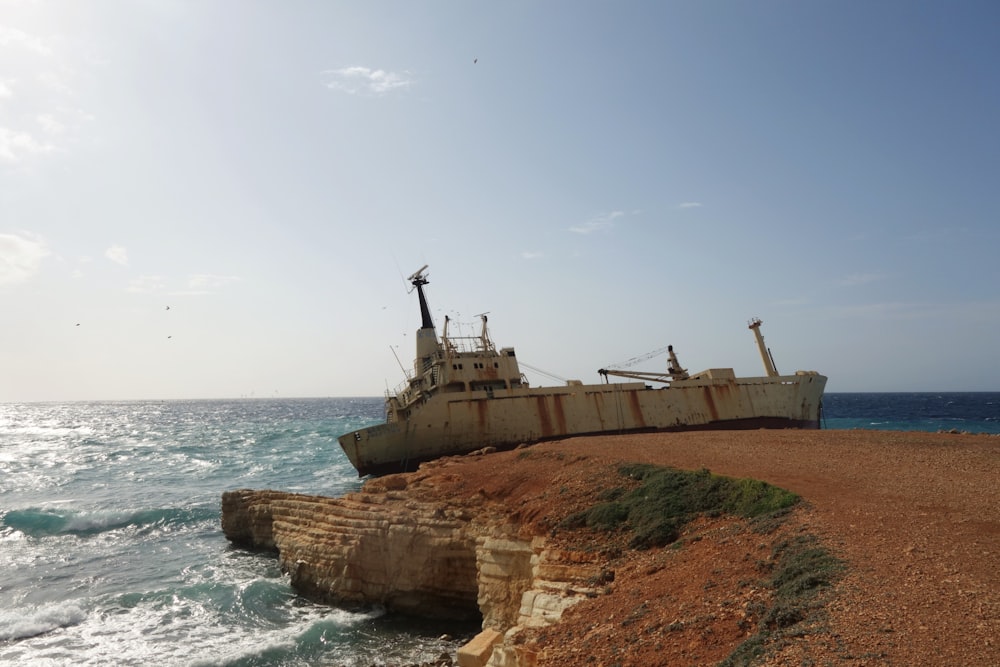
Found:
<box><xmin>821</xmin><ymin>300</ymin><xmax>1000</xmax><ymax>323</ymax></box>
<box><xmin>37</xmin><ymin>113</ymin><xmax>65</xmax><ymax>135</ymax></box>
<box><xmin>838</xmin><ymin>272</ymin><xmax>884</xmax><ymax>287</ymax></box>
<box><xmin>772</xmin><ymin>297</ymin><xmax>811</xmax><ymax>307</ymax></box>
<box><xmin>0</xmin><ymin>126</ymin><xmax>54</xmax><ymax>161</ymax></box>
<box><xmin>0</xmin><ymin>232</ymin><xmax>49</xmax><ymax>286</ymax></box>
<box><xmin>125</xmin><ymin>273</ymin><xmax>240</xmax><ymax>295</ymax></box>
<box><xmin>105</xmin><ymin>245</ymin><xmax>128</xmax><ymax>266</ymax></box>
<box><xmin>0</xmin><ymin>27</ymin><xmax>89</xmax><ymax>165</ymax></box>
<box><xmin>520</xmin><ymin>251</ymin><xmax>544</xmax><ymax>260</ymax></box>
<box><xmin>323</xmin><ymin>66</ymin><xmax>413</xmax><ymax>95</ymax></box>
<box><xmin>678</xmin><ymin>202</ymin><xmax>703</xmax><ymax>209</ymax></box>
<box><xmin>127</xmin><ymin>275</ymin><xmax>165</xmax><ymax>294</ymax></box>
<box><xmin>0</xmin><ymin>26</ymin><xmax>53</xmax><ymax>57</ymax></box>
<box><xmin>568</xmin><ymin>210</ymin><xmax>626</xmax><ymax>235</ymax></box>
<box><xmin>187</xmin><ymin>274</ymin><xmax>240</xmax><ymax>291</ymax></box>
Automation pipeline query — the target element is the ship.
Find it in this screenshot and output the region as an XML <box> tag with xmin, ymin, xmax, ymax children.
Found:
<box><xmin>338</xmin><ymin>266</ymin><xmax>827</xmax><ymax>477</ymax></box>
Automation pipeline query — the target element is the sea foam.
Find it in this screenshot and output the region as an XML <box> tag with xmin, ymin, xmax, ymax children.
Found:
<box><xmin>0</xmin><ymin>603</ymin><xmax>87</xmax><ymax>641</ymax></box>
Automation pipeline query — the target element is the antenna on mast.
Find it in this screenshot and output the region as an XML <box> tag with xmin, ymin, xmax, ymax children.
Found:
<box><xmin>407</xmin><ymin>265</ymin><xmax>429</xmax><ymax>288</ymax></box>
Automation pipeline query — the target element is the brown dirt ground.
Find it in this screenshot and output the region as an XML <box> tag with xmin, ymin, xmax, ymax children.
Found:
<box><xmin>410</xmin><ymin>429</ymin><xmax>1000</xmax><ymax>666</ymax></box>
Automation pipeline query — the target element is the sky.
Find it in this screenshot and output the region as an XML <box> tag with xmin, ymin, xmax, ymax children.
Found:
<box><xmin>2</xmin><ymin>0</ymin><xmax>999</xmax><ymax>401</ymax></box>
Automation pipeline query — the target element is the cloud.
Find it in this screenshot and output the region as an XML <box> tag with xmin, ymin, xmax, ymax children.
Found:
<box><xmin>837</xmin><ymin>272</ymin><xmax>884</xmax><ymax>287</ymax></box>
<box><xmin>186</xmin><ymin>273</ymin><xmax>240</xmax><ymax>291</ymax></box>
<box><xmin>0</xmin><ymin>26</ymin><xmax>53</xmax><ymax>57</ymax></box>
<box><xmin>323</xmin><ymin>66</ymin><xmax>413</xmax><ymax>95</ymax></box>
<box><xmin>772</xmin><ymin>297</ymin><xmax>811</xmax><ymax>307</ymax></box>
<box><xmin>37</xmin><ymin>113</ymin><xmax>65</xmax><ymax>135</ymax></box>
<box><xmin>0</xmin><ymin>27</ymin><xmax>90</xmax><ymax>165</ymax></box>
<box><xmin>127</xmin><ymin>275</ymin><xmax>165</xmax><ymax>294</ymax></box>
<box><xmin>0</xmin><ymin>232</ymin><xmax>49</xmax><ymax>285</ymax></box>
<box><xmin>678</xmin><ymin>202</ymin><xmax>703</xmax><ymax>209</ymax></box>
<box><xmin>520</xmin><ymin>251</ymin><xmax>544</xmax><ymax>260</ymax></box>
<box><xmin>0</xmin><ymin>126</ymin><xmax>54</xmax><ymax>161</ymax></box>
<box><xmin>568</xmin><ymin>210</ymin><xmax>625</xmax><ymax>235</ymax></box>
<box><xmin>105</xmin><ymin>245</ymin><xmax>128</xmax><ymax>266</ymax></box>
<box><xmin>124</xmin><ymin>273</ymin><xmax>240</xmax><ymax>296</ymax></box>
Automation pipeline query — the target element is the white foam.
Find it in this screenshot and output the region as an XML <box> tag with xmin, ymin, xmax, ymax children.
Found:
<box><xmin>0</xmin><ymin>603</ymin><xmax>87</xmax><ymax>641</ymax></box>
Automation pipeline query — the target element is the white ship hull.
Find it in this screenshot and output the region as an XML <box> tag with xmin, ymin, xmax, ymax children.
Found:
<box><xmin>339</xmin><ymin>372</ymin><xmax>826</xmax><ymax>477</ymax></box>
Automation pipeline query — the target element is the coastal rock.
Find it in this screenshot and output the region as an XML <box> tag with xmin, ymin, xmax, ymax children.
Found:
<box><xmin>222</xmin><ymin>485</ymin><xmax>481</xmax><ymax>618</ymax></box>
<box><xmin>221</xmin><ymin>454</ymin><xmax>624</xmax><ymax>665</ymax></box>
<box><xmin>220</xmin><ymin>488</ymin><xmax>284</xmax><ymax>551</ymax></box>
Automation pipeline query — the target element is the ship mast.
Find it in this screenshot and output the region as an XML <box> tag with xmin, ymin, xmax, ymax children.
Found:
<box><xmin>748</xmin><ymin>318</ymin><xmax>779</xmax><ymax>377</ymax></box>
<box><xmin>408</xmin><ymin>265</ymin><xmax>439</xmax><ymax>375</ymax></box>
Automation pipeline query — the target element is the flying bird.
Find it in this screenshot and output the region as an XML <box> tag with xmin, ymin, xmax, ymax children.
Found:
<box><xmin>473</xmin><ymin>58</ymin><xmax>478</xmax><ymax>64</ymax></box>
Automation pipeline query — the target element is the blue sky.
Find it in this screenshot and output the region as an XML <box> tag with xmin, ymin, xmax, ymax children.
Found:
<box><xmin>2</xmin><ymin>1</ymin><xmax>998</xmax><ymax>401</ymax></box>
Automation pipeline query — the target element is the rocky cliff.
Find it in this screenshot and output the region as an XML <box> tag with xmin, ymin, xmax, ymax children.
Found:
<box><xmin>221</xmin><ymin>452</ymin><xmax>621</xmax><ymax>667</ymax></box>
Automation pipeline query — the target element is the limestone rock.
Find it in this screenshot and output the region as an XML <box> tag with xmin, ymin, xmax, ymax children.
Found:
<box><xmin>221</xmin><ymin>469</ymin><xmax>617</xmax><ymax>665</ymax></box>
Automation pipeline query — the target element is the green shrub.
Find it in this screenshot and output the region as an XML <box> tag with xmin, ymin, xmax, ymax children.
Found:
<box><xmin>566</xmin><ymin>464</ymin><xmax>800</xmax><ymax>550</ymax></box>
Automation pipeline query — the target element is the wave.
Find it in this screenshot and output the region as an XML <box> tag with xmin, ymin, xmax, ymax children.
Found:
<box><xmin>1</xmin><ymin>506</ymin><xmax>217</xmax><ymax>538</ymax></box>
<box><xmin>0</xmin><ymin>603</ymin><xmax>86</xmax><ymax>641</ymax></box>
<box><xmin>189</xmin><ymin>607</ymin><xmax>391</xmax><ymax>667</ymax></box>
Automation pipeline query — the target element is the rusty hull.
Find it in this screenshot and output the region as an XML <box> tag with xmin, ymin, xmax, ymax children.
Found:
<box><xmin>338</xmin><ymin>372</ymin><xmax>826</xmax><ymax>477</ymax></box>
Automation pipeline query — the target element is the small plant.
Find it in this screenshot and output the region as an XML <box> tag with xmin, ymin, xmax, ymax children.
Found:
<box><xmin>763</xmin><ymin>535</ymin><xmax>843</xmax><ymax>630</ymax></box>
<box><xmin>721</xmin><ymin>534</ymin><xmax>843</xmax><ymax>666</ymax></box>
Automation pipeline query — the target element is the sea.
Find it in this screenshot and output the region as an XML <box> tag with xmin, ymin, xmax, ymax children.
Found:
<box><xmin>1</xmin><ymin>393</ymin><xmax>998</xmax><ymax>666</ymax></box>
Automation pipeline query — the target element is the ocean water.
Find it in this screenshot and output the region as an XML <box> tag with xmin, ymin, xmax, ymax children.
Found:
<box><xmin>822</xmin><ymin>392</ymin><xmax>1000</xmax><ymax>434</ymax></box>
<box><xmin>2</xmin><ymin>393</ymin><xmax>998</xmax><ymax>666</ymax></box>
<box><xmin>0</xmin><ymin>398</ymin><xmax>475</xmax><ymax>667</ymax></box>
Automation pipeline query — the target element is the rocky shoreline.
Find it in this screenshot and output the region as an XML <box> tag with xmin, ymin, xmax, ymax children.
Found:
<box><xmin>222</xmin><ymin>430</ymin><xmax>1000</xmax><ymax>666</ymax></box>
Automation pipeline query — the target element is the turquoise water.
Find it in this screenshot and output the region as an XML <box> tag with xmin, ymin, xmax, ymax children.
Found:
<box><xmin>0</xmin><ymin>398</ymin><xmax>472</xmax><ymax>666</ymax></box>
<box><xmin>2</xmin><ymin>393</ymin><xmax>997</xmax><ymax>665</ymax></box>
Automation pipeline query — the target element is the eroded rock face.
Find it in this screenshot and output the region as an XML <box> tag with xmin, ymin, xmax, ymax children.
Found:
<box><xmin>222</xmin><ymin>485</ymin><xmax>481</xmax><ymax>619</ymax></box>
<box><xmin>220</xmin><ymin>489</ymin><xmax>283</xmax><ymax>551</ymax></box>
<box><xmin>221</xmin><ymin>467</ymin><xmax>608</xmax><ymax>666</ymax></box>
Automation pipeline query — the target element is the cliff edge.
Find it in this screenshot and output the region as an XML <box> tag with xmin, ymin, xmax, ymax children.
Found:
<box><xmin>222</xmin><ymin>430</ymin><xmax>1000</xmax><ymax>666</ymax></box>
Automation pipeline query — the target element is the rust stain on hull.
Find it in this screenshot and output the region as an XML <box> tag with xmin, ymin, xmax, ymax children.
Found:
<box><xmin>536</xmin><ymin>395</ymin><xmax>553</xmax><ymax>438</ymax></box>
<box><xmin>626</xmin><ymin>391</ymin><xmax>647</xmax><ymax>429</ymax></box>
<box><xmin>552</xmin><ymin>394</ymin><xmax>568</xmax><ymax>434</ymax></box>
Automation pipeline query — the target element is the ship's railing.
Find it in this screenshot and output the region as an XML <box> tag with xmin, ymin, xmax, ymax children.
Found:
<box><xmin>442</xmin><ymin>321</ymin><xmax>496</xmax><ymax>355</ymax></box>
<box><xmin>384</xmin><ymin>350</ymin><xmax>445</xmax><ymax>405</ymax></box>
<box><xmin>386</xmin><ymin>378</ymin><xmax>409</xmax><ymax>401</ymax></box>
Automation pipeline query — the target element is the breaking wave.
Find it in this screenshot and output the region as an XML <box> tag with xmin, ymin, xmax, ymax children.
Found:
<box><xmin>0</xmin><ymin>603</ymin><xmax>87</xmax><ymax>641</ymax></box>
<box><xmin>2</xmin><ymin>506</ymin><xmax>216</xmax><ymax>538</ymax></box>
